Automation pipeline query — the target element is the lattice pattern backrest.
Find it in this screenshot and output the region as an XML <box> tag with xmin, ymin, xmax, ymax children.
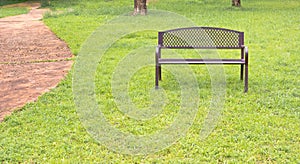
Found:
<box><xmin>159</xmin><ymin>27</ymin><xmax>244</xmax><ymax>49</ymax></box>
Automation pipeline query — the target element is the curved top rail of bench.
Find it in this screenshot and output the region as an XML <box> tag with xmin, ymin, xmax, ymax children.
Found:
<box><xmin>158</xmin><ymin>27</ymin><xmax>244</xmax><ymax>49</ymax></box>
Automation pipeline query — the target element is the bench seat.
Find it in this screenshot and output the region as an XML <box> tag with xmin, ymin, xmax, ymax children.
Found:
<box><xmin>159</xmin><ymin>59</ymin><xmax>245</xmax><ymax>65</ymax></box>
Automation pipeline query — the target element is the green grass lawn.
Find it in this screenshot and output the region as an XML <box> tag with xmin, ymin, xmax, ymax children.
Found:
<box><xmin>0</xmin><ymin>0</ymin><xmax>27</xmax><ymax>6</ymax></box>
<box><xmin>0</xmin><ymin>6</ymin><xmax>28</xmax><ymax>18</ymax></box>
<box><xmin>0</xmin><ymin>0</ymin><xmax>30</xmax><ymax>18</ymax></box>
<box><xmin>0</xmin><ymin>0</ymin><xmax>299</xmax><ymax>162</ymax></box>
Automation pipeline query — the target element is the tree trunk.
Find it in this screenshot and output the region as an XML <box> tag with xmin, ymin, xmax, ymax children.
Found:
<box><xmin>133</xmin><ymin>0</ymin><xmax>147</xmax><ymax>15</ymax></box>
<box><xmin>232</xmin><ymin>0</ymin><xmax>241</xmax><ymax>7</ymax></box>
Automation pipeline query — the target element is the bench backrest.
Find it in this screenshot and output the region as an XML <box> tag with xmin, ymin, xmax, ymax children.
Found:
<box><xmin>158</xmin><ymin>27</ymin><xmax>244</xmax><ymax>49</ymax></box>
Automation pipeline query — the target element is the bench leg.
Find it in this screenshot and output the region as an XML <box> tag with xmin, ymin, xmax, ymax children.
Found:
<box><xmin>159</xmin><ymin>65</ymin><xmax>162</xmax><ymax>80</ymax></box>
<box><xmin>240</xmin><ymin>64</ymin><xmax>244</xmax><ymax>80</ymax></box>
<box><xmin>244</xmin><ymin>64</ymin><xmax>248</xmax><ymax>93</ymax></box>
<box><xmin>155</xmin><ymin>64</ymin><xmax>159</xmax><ymax>89</ymax></box>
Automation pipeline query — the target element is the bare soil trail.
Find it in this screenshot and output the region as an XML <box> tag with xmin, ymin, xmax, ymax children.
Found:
<box><xmin>0</xmin><ymin>2</ymin><xmax>73</xmax><ymax>121</ymax></box>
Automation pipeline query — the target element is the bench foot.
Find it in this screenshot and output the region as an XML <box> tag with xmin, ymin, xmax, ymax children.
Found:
<box><xmin>244</xmin><ymin>78</ymin><xmax>248</xmax><ymax>93</ymax></box>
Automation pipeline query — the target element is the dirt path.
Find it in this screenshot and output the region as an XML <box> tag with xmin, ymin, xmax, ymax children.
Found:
<box><xmin>0</xmin><ymin>2</ymin><xmax>73</xmax><ymax>121</ymax></box>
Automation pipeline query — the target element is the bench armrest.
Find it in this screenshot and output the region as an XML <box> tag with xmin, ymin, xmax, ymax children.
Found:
<box><xmin>156</xmin><ymin>46</ymin><xmax>161</xmax><ymax>56</ymax></box>
<box><xmin>156</xmin><ymin>46</ymin><xmax>161</xmax><ymax>63</ymax></box>
<box><xmin>244</xmin><ymin>46</ymin><xmax>248</xmax><ymax>63</ymax></box>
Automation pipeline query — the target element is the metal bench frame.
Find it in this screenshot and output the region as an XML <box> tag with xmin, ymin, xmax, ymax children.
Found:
<box><xmin>155</xmin><ymin>27</ymin><xmax>249</xmax><ymax>92</ymax></box>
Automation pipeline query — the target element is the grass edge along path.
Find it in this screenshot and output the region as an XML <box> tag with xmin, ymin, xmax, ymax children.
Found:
<box><xmin>0</xmin><ymin>1</ymin><xmax>73</xmax><ymax>121</ymax></box>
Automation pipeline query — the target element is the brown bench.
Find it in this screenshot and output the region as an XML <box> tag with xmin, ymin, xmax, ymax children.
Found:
<box><xmin>155</xmin><ymin>27</ymin><xmax>249</xmax><ymax>92</ymax></box>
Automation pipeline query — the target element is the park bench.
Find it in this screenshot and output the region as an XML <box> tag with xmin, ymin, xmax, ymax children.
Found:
<box><xmin>155</xmin><ymin>27</ymin><xmax>249</xmax><ymax>92</ymax></box>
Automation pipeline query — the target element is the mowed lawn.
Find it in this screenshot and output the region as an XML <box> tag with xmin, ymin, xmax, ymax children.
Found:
<box><xmin>0</xmin><ymin>0</ymin><xmax>29</xmax><ymax>18</ymax></box>
<box><xmin>0</xmin><ymin>0</ymin><xmax>299</xmax><ymax>162</ymax></box>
